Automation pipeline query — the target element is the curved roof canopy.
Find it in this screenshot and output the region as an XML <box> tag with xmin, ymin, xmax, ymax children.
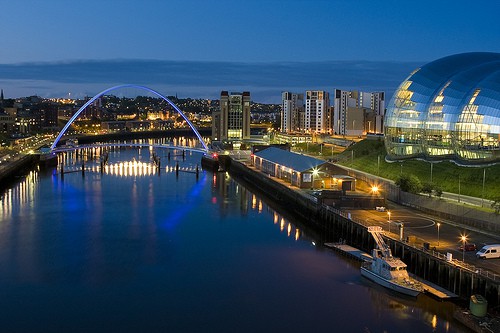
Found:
<box><xmin>384</xmin><ymin>52</ymin><xmax>500</xmax><ymax>165</ymax></box>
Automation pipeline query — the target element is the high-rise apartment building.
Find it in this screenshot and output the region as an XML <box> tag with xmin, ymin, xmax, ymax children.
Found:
<box><xmin>370</xmin><ymin>92</ymin><xmax>385</xmax><ymax>133</ymax></box>
<box><xmin>281</xmin><ymin>92</ymin><xmax>303</xmax><ymax>133</ymax></box>
<box><xmin>212</xmin><ymin>91</ymin><xmax>251</xmax><ymax>142</ymax></box>
<box><xmin>305</xmin><ymin>90</ymin><xmax>329</xmax><ymax>133</ymax></box>
<box><xmin>333</xmin><ymin>89</ymin><xmax>385</xmax><ymax>136</ymax></box>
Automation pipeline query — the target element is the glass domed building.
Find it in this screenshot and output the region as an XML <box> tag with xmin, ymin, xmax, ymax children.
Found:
<box><xmin>384</xmin><ymin>52</ymin><xmax>500</xmax><ymax>165</ymax></box>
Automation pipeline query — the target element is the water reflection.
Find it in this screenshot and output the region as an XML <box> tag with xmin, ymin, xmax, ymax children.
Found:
<box><xmin>0</xmin><ymin>140</ymin><xmax>469</xmax><ymax>332</ymax></box>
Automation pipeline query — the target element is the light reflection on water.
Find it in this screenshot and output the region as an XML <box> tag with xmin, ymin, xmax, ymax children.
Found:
<box><xmin>0</xmin><ymin>143</ymin><xmax>467</xmax><ymax>332</ymax></box>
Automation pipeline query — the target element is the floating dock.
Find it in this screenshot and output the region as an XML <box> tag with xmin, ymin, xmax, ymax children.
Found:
<box><xmin>324</xmin><ymin>242</ymin><xmax>372</xmax><ymax>262</ymax></box>
<box><xmin>412</xmin><ymin>274</ymin><xmax>458</xmax><ymax>300</ymax></box>
<box><xmin>324</xmin><ymin>242</ymin><xmax>458</xmax><ymax>300</ymax></box>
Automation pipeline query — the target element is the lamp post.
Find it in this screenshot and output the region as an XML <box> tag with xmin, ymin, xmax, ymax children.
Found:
<box><xmin>387</xmin><ymin>211</ymin><xmax>391</xmax><ymax>233</ymax></box>
<box><xmin>481</xmin><ymin>168</ymin><xmax>486</xmax><ymax>207</ymax></box>
<box><xmin>312</xmin><ymin>169</ymin><xmax>319</xmax><ymax>190</ymax></box>
<box><xmin>437</xmin><ymin>222</ymin><xmax>441</xmax><ymax>247</ymax></box>
<box><xmin>461</xmin><ymin>234</ymin><xmax>467</xmax><ymax>262</ymax></box>
<box><xmin>430</xmin><ymin>162</ymin><xmax>433</xmax><ymax>183</ymax></box>
<box><xmin>377</xmin><ymin>155</ymin><xmax>380</xmax><ymax>176</ymax></box>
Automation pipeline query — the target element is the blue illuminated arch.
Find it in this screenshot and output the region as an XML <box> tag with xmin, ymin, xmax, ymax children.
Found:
<box><xmin>50</xmin><ymin>84</ymin><xmax>209</xmax><ymax>152</ymax></box>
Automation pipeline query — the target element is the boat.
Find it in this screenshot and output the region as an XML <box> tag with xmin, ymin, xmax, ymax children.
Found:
<box><xmin>361</xmin><ymin>226</ymin><xmax>423</xmax><ymax>297</ymax></box>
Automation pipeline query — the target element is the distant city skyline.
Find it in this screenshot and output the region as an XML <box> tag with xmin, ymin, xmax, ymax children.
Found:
<box><xmin>1</xmin><ymin>0</ymin><xmax>498</xmax><ymax>102</ymax></box>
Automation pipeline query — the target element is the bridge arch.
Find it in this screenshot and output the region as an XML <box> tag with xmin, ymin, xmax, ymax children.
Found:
<box><xmin>50</xmin><ymin>84</ymin><xmax>209</xmax><ymax>152</ymax></box>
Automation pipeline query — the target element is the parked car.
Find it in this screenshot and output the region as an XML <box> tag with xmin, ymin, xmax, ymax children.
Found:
<box><xmin>476</xmin><ymin>244</ymin><xmax>500</xmax><ymax>259</ymax></box>
<box><xmin>458</xmin><ymin>243</ymin><xmax>477</xmax><ymax>251</ymax></box>
<box><xmin>375</xmin><ymin>206</ymin><xmax>386</xmax><ymax>212</ymax></box>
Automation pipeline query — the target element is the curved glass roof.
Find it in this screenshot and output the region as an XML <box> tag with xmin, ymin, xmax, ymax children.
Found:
<box><xmin>384</xmin><ymin>52</ymin><xmax>500</xmax><ymax>165</ymax></box>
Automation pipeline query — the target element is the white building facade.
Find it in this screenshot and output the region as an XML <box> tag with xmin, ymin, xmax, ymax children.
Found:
<box><xmin>333</xmin><ymin>89</ymin><xmax>385</xmax><ymax>136</ymax></box>
<box><xmin>281</xmin><ymin>92</ymin><xmax>304</xmax><ymax>133</ymax></box>
<box><xmin>305</xmin><ymin>90</ymin><xmax>330</xmax><ymax>133</ymax></box>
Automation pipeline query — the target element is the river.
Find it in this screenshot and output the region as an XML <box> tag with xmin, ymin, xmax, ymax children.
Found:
<box><xmin>0</xmin><ymin>141</ymin><xmax>469</xmax><ymax>332</ymax></box>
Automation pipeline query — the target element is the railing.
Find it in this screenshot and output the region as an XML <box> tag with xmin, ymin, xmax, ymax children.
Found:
<box><xmin>321</xmin><ymin>203</ymin><xmax>500</xmax><ymax>282</ymax></box>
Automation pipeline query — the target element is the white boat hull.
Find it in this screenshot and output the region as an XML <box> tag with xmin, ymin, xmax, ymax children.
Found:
<box><xmin>361</xmin><ymin>266</ymin><xmax>421</xmax><ymax>297</ymax></box>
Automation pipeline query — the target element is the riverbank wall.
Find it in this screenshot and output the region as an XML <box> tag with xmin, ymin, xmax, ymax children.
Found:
<box><xmin>0</xmin><ymin>155</ymin><xmax>38</xmax><ymax>187</ymax></box>
<box><xmin>226</xmin><ymin>157</ymin><xmax>500</xmax><ymax>307</ymax></box>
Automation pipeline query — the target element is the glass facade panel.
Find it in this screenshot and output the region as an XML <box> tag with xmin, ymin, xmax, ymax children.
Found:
<box><xmin>385</xmin><ymin>53</ymin><xmax>500</xmax><ymax>165</ymax></box>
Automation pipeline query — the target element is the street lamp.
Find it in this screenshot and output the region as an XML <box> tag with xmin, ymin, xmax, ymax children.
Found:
<box><xmin>312</xmin><ymin>169</ymin><xmax>319</xmax><ymax>190</ymax></box>
<box><xmin>461</xmin><ymin>234</ymin><xmax>467</xmax><ymax>262</ymax></box>
<box><xmin>387</xmin><ymin>211</ymin><xmax>391</xmax><ymax>233</ymax></box>
<box><xmin>371</xmin><ymin>185</ymin><xmax>379</xmax><ymax>195</ymax></box>
<box><xmin>437</xmin><ymin>223</ymin><xmax>441</xmax><ymax>246</ymax></box>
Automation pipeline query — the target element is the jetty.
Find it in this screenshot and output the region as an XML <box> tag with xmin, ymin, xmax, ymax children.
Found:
<box><xmin>325</xmin><ymin>241</ymin><xmax>458</xmax><ymax>300</ymax></box>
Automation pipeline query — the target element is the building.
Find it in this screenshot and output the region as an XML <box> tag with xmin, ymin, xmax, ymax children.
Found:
<box><xmin>251</xmin><ymin>146</ymin><xmax>354</xmax><ymax>190</ymax></box>
<box><xmin>305</xmin><ymin>90</ymin><xmax>330</xmax><ymax>133</ymax></box>
<box><xmin>370</xmin><ymin>92</ymin><xmax>385</xmax><ymax>133</ymax></box>
<box><xmin>333</xmin><ymin>90</ymin><xmax>385</xmax><ymax>136</ymax></box>
<box><xmin>0</xmin><ymin>113</ymin><xmax>15</xmax><ymax>134</ymax></box>
<box><xmin>212</xmin><ymin>91</ymin><xmax>251</xmax><ymax>143</ymax></box>
<box><xmin>281</xmin><ymin>92</ymin><xmax>303</xmax><ymax>133</ymax></box>
<box><xmin>385</xmin><ymin>52</ymin><xmax>500</xmax><ymax>165</ymax></box>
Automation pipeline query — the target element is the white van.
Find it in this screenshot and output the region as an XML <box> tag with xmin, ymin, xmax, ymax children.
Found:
<box><xmin>476</xmin><ymin>245</ymin><xmax>500</xmax><ymax>259</ymax></box>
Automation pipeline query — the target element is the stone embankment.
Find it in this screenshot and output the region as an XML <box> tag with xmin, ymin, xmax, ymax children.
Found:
<box><xmin>224</xmin><ymin>156</ymin><xmax>500</xmax><ymax>309</ymax></box>
<box><xmin>0</xmin><ymin>154</ymin><xmax>38</xmax><ymax>187</ymax></box>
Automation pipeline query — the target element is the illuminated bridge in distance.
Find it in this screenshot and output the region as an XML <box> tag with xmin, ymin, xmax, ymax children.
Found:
<box><xmin>49</xmin><ymin>84</ymin><xmax>209</xmax><ymax>153</ymax></box>
<box><xmin>52</xmin><ymin>142</ymin><xmax>207</xmax><ymax>154</ymax></box>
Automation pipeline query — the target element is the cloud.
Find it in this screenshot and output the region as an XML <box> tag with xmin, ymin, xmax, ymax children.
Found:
<box><xmin>0</xmin><ymin>59</ymin><xmax>422</xmax><ymax>103</ymax></box>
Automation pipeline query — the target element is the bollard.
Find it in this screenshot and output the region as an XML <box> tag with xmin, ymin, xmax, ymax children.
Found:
<box><xmin>196</xmin><ymin>164</ymin><xmax>199</xmax><ymax>179</ymax></box>
<box><xmin>82</xmin><ymin>162</ymin><xmax>85</xmax><ymax>177</ymax></box>
<box><xmin>176</xmin><ymin>161</ymin><xmax>179</xmax><ymax>176</ymax></box>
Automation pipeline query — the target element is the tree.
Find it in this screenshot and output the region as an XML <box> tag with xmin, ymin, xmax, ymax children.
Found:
<box><xmin>422</xmin><ymin>182</ymin><xmax>434</xmax><ymax>197</ymax></box>
<box><xmin>491</xmin><ymin>198</ymin><xmax>500</xmax><ymax>215</ymax></box>
<box><xmin>395</xmin><ymin>174</ymin><xmax>422</xmax><ymax>194</ymax></box>
<box><xmin>433</xmin><ymin>185</ymin><xmax>443</xmax><ymax>198</ymax></box>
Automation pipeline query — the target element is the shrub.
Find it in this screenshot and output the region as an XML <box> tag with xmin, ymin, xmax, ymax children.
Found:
<box><xmin>395</xmin><ymin>174</ymin><xmax>422</xmax><ymax>194</ymax></box>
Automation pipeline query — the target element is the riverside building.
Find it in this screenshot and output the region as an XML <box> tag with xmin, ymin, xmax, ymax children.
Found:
<box><xmin>333</xmin><ymin>89</ymin><xmax>385</xmax><ymax>136</ymax></box>
<box><xmin>212</xmin><ymin>91</ymin><xmax>251</xmax><ymax>144</ymax></box>
<box><xmin>305</xmin><ymin>90</ymin><xmax>330</xmax><ymax>133</ymax></box>
<box><xmin>385</xmin><ymin>52</ymin><xmax>500</xmax><ymax>165</ymax></box>
<box><xmin>281</xmin><ymin>92</ymin><xmax>303</xmax><ymax>133</ymax></box>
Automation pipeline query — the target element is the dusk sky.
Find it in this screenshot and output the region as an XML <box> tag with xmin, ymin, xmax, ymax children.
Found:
<box><xmin>1</xmin><ymin>0</ymin><xmax>499</xmax><ymax>102</ymax></box>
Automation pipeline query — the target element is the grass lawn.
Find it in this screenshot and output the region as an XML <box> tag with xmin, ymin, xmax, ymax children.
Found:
<box><xmin>332</xmin><ymin>139</ymin><xmax>500</xmax><ymax>201</ymax></box>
